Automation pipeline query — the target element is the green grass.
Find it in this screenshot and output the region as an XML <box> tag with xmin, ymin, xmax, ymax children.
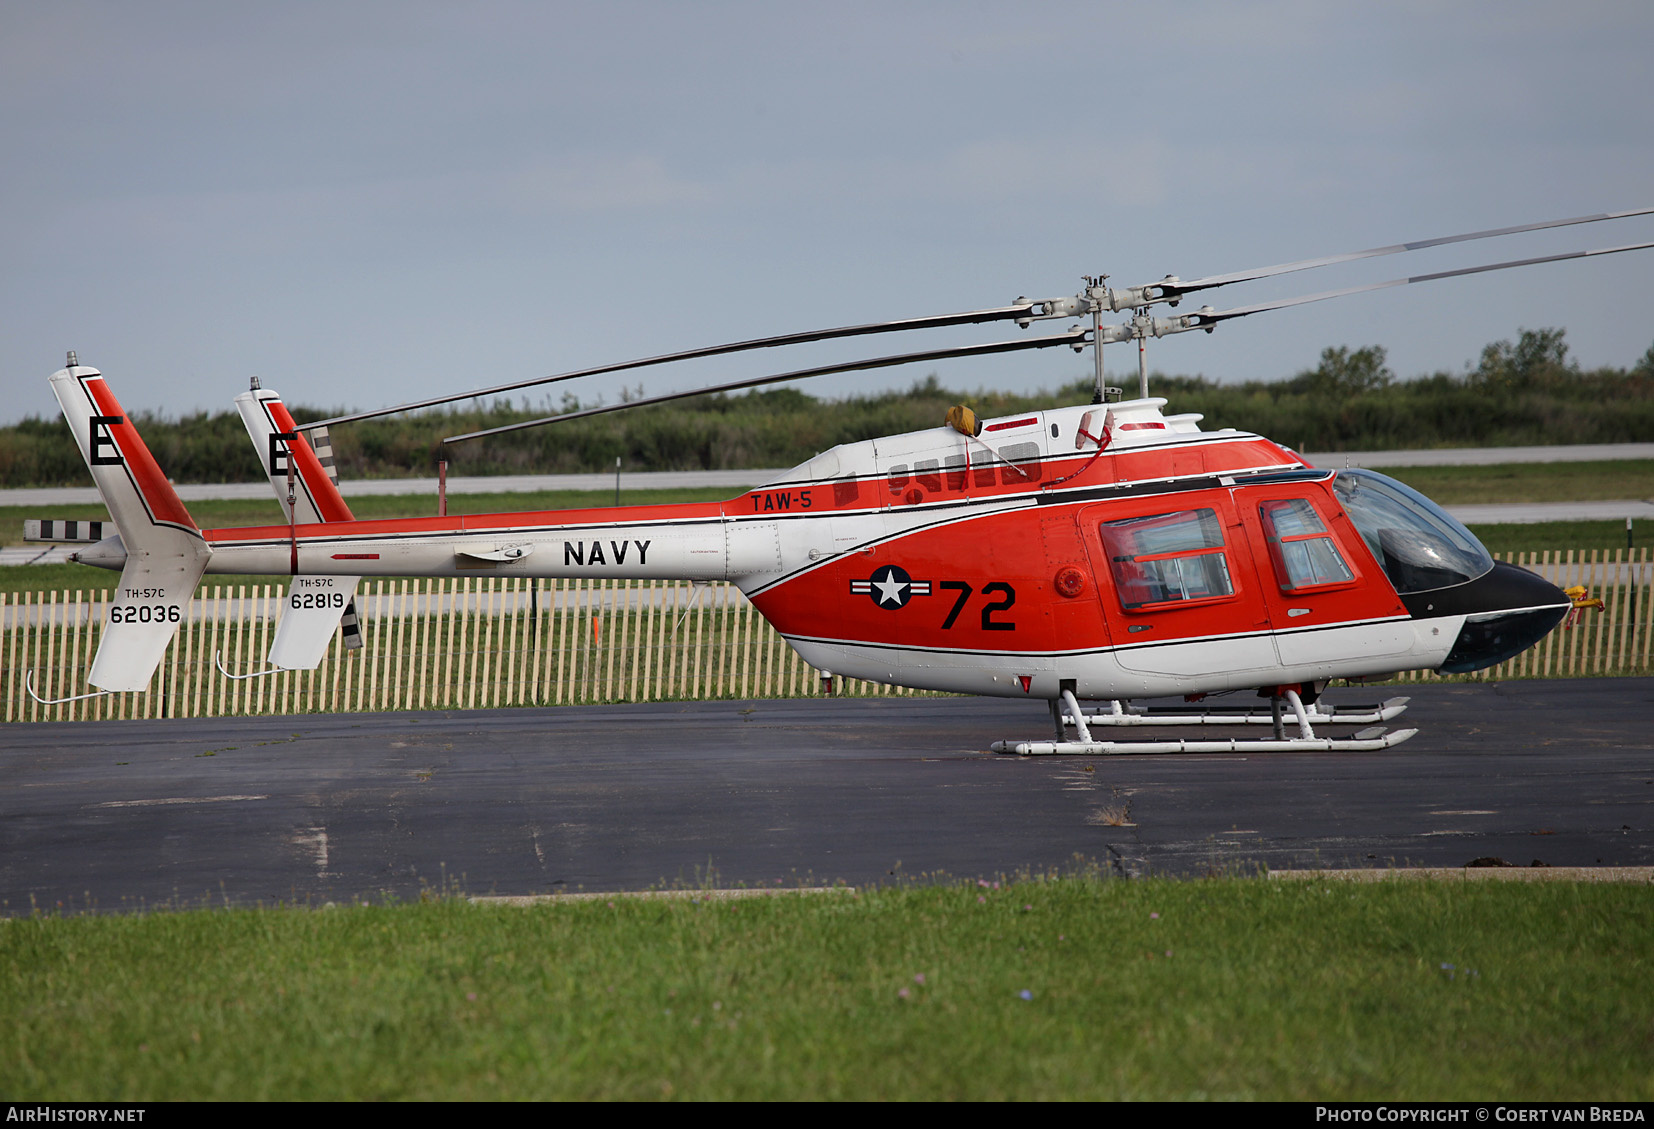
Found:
<box><xmin>1</xmin><ymin>562</ymin><xmax>129</xmax><ymax>597</ymax></box>
<box><xmin>1467</xmin><ymin>521</ymin><xmax>1642</xmax><ymax>556</ymax></box>
<box><xmin>3</xmin><ymin>875</ymin><xmax>1651</xmax><ymax>1101</ymax></box>
<box><xmin>1382</xmin><ymin>460</ymin><xmax>1654</xmax><ymax>505</ymax></box>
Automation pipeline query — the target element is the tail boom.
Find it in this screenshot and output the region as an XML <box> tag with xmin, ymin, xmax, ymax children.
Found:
<box><xmin>198</xmin><ymin>504</ymin><xmax>769</xmax><ymax>582</ymax></box>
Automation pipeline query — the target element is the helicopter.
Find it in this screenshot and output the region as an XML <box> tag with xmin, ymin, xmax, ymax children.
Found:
<box><xmin>32</xmin><ymin>207</ymin><xmax>1654</xmax><ymax>754</ymax></box>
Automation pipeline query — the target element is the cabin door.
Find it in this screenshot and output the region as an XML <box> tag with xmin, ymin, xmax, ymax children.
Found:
<box><xmin>1077</xmin><ymin>496</ymin><xmax>1279</xmax><ymax>681</ymax></box>
<box><xmin>1229</xmin><ymin>482</ymin><xmax>1414</xmax><ymax>668</ymax></box>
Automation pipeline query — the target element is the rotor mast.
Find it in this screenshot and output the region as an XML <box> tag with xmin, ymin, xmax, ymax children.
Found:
<box><xmin>1081</xmin><ymin>275</ymin><xmax>1108</xmax><ymax>403</ymax></box>
<box><xmin>1033</xmin><ymin>275</ymin><xmax>1187</xmax><ymax>402</ymax></box>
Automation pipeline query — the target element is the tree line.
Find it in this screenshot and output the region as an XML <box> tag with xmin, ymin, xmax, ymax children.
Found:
<box><xmin>3</xmin><ymin>328</ymin><xmax>1650</xmax><ymax>487</ymax></box>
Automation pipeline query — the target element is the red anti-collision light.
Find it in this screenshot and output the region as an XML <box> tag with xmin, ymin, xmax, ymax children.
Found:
<box><xmin>1054</xmin><ymin>567</ymin><xmax>1086</xmax><ymax>598</ymax></box>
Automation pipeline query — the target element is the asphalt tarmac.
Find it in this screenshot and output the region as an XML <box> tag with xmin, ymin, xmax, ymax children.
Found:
<box><xmin>3</xmin><ymin>678</ymin><xmax>1651</xmax><ymax>912</ymax></box>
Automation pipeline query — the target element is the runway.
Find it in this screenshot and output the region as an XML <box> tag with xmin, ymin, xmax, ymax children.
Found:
<box><xmin>2</xmin><ymin>678</ymin><xmax>1651</xmax><ymax>912</ymax></box>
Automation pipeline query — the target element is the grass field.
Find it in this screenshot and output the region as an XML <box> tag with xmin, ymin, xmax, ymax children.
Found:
<box><xmin>1464</xmin><ymin>520</ymin><xmax>1638</xmax><ymax>555</ymax></box>
<box><xmin>3</xmin><ymin>875</ymin><xmax>1651</xmax><ymax>1101</ymax></box>
<box><xmin>1377</xmin><ymin>460</ymin><xmax>1654</xmax><ymax>505</ymax></box>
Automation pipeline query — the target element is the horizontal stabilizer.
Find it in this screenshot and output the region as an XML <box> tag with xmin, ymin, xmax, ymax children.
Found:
<box><xmin>24</xmin><ymin>519</ymin><xmax>111</xmax><ymax>543</ymax></box>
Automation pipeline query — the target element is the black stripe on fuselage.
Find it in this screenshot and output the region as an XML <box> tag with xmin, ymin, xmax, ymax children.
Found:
<box><xmin>740</xmin><ymin>462</ymin><xmax>1310</xmax><ymax>597</ymax></box>
<box><xmin>780</xmin><ymin>613</ymin><xmax>1416</xmax><ymax>662</ymax></box>
<box><xmin>1035</xmin><ymin>466</ymin><xmax>1328</xmax><ymax>507</ymax></box>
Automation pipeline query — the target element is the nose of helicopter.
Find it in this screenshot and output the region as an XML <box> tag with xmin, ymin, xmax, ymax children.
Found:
<box><xmin>1411</xmin><ymin>560</ymin><xmax>1572</xmax><ymax>674</ymax></box>
<box><xmin>1328</xmin><ymin>470</ymin><xmax>1573</xmax><ymax>675</ymax></box>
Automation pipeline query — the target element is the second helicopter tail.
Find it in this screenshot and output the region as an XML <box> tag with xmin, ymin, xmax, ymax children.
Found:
<box><xmin>233</xmin><ymin>382</ymin><xmax>364</xmax><ymax>667</ymax></box>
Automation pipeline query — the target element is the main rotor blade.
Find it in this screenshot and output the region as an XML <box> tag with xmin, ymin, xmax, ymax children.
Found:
<box><xmin>1162</xmin><ymin>206</ymin><xmax>1654</xmax><ymax>300</ymax></box>
<box><xmin>442</xmin><ymin>327</ymin><xmax>1089</xmax><ymax>444</ymax></box>
<box><xmin>300</xmin><ymin>302</ymin><xmax>1039</xmax><ymax>431</ymax></box>
<box><xmin>1184</xmin><ymin>239</ymin><xmax>1654</xmax><ymax>328</ymax></box>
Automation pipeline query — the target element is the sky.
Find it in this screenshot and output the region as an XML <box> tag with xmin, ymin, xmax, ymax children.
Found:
<box><xmin>3</xmin><ymin>1</ymin><xmax>1653</xmax><ymax>428</ymax></box>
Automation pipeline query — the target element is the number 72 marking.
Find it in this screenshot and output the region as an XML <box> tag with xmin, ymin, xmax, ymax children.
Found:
<box><xmin>939</xmin><ymin>581</ymin><xmax>1017</xmax><ymax>630</ymax></box>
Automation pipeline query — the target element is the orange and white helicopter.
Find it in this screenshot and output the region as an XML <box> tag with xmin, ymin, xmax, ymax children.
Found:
<box><xmin>35</xmin><ymin>208</ymin><xmax>1654</xmax><ymax>754</ymax></box>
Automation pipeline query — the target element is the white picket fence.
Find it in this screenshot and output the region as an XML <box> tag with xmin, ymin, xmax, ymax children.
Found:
<box><xmin>1</xmin><ymin>577</ymin><xmax>936</xmax><ymax>723</ymax></box>
<box><xmin>2</xmin><ymin>549</ymin><xmax>1649</xmax><ymax>721</ymax></box>
<box><xmin>1394</xmin><ymin>548</ymin><xmax>1652</xmax><ymax>682</ymax></box>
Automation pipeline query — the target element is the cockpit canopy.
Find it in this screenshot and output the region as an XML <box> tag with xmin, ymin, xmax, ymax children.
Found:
<box><xmin>1331</xmin><ymin>469</ymin><xmax>1494</xmax><ymax>594</ymax></box>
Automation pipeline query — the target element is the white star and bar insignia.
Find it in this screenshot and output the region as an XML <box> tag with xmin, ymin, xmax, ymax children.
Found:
<box><xmin>848</xmin><ymin>565</ymin><xmax>932</xmax><ymax>609</ymax></box>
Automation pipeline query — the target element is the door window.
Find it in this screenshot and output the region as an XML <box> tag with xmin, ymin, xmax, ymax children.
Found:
<box><xmin>1099</xmin><ymin>508</ymin><xmax>1234</xmax><ymax>610</ymax></box>
<box><xmin>1259</xmin><ymin>499</ymin><xmax>1355</xmax><ymax>591</ymax></box>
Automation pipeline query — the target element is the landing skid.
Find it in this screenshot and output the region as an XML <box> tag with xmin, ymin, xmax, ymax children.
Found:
<box><xmin>990</xmin><ymin>689</ymin><xmax>1419</xmax><ymax>756</ymax></box>
<box><xmin>1077</xmin><ymin>696</ymin><xmax>1410</xmax><ymax>727</ymax></box>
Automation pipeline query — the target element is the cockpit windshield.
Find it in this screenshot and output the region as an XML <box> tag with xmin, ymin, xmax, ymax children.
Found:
<box><xmin>1330</xmin><ymin>469</ymin><xmax>1494</xmax><ymax>594</ymax></box>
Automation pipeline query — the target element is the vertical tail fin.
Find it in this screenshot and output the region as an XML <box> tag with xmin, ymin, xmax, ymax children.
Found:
<box><xmin>232</xmin><ymin>382</ymin><xmax>364</xmax><ymax>666</ymax></box>
<box><xmin>233</xmin><ymin>385</ymin><xmax>355</xmax><ymax>523</ymax></box>
<box><xmin>50</xmin><ymin>361</ymin><xmax>212</xmax><ymax>692</ymax></box>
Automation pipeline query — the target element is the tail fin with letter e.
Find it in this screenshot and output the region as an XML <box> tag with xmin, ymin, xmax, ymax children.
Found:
<box><xmin>233</xmin><ymin>383</ymin><xmax>355</xmax><ymax>524</ymax></box>
<box><xmin>233</xmin><ymin>381</ymin><xmax>363</xmax><ymax>667</ymax></box>
<box><xmin>49</xmin><ymin>359</ymin><xmax>212</xmax><ymax>692</ymax></box>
